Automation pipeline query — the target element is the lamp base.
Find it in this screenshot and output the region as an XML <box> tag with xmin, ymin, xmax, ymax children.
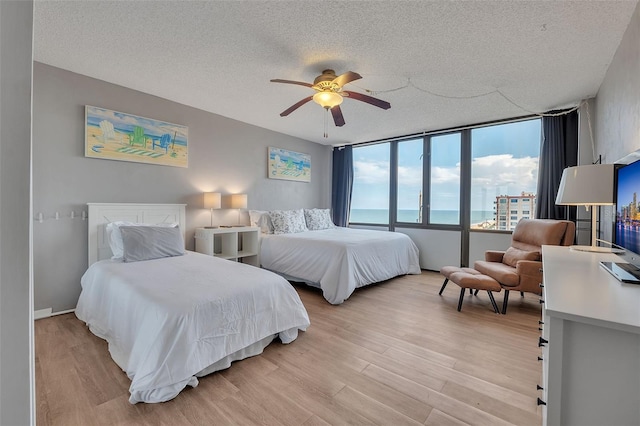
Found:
<box><xmin>569</xmin><ymin>245</ymin><xmax>625</xmax><ymax>254</ymax></box>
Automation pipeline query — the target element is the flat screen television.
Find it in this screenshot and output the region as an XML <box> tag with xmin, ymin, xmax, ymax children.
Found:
<box><xmin>606</xmin><ymin>158</ymin><xmax>640</xmax><ymax>282</ymax></box>
<box><xmin>615</xmin><ymin>158</ymin><xmax>640</xmax><ymax>257</ymax></box>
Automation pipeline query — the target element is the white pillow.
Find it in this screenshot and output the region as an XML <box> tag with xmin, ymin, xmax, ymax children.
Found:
<box><xmin>268</xmin><ymin>209</ymin><xmax>308</xmax><ymax>234</ymax></box>
<box><xmin>120</xmin><ymin>226</ymin><xmax>185</xmax><ymax>262</ymax></box>
<box><xmin>249</xmin><ymin>210</ymin><xmax>273</xmax><ymax>234</ymax></box>
<box><xmin>304</xmin><ymin>208</ymin><xmax>335</xmax><ymax>230</ymax></box>
<box><xmin>106</xmin><ymin>221</ymin><xmax>178</xmax><ymax>260</ymax></box>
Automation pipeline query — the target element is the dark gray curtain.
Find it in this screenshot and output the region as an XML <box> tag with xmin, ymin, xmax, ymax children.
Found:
<box><xmin>535</xmin><ymin>110</ymin><xmax>578</xmax><ymax>220</ymax></box>
<box><xmin>331</xmin><ymin>145</ymin><xmax>353</xmax><ymax>227</ymax></box>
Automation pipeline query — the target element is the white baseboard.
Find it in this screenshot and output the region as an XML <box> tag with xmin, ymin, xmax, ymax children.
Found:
<box><xmin>34</xmin><ymin>308</ymin><xmax>75</xmax><ymax>320</ymax></box>
<box><xmin>34</xmin><ymin>308</ymin><xmax>52</xmax><ymax>320</ymax></box>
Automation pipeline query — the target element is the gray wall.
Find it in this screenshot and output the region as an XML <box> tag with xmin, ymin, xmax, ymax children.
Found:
<box><xmin>0</xmin><ymin>1</ymin><xmax>34</xmax><ymax>424</ymax></box>
<box><xmin>33</xmin><ymin>62</ymin><xmax>331</xmax><ymax>313</ymax></box>
<box><xmin>594</xmin><ymin>1</ymin><xmax>640</xmax><ymax>242</ymax></box>
<box><xmin>595</xmin><ymin>1</ymin><xmax>640</xmax><ymax>164</ymax></box>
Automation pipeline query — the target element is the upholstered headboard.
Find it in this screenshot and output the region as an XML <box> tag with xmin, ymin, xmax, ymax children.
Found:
<box><xmin>87</xmin><ymin>203</ymin><xmax>187</xmax><ymax>266</ymax></box>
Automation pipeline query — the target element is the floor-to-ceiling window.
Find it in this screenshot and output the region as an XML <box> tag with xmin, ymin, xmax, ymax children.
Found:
<box><xmin>350</xmin><ymin>143</ymin><xmax>390</xmax><ymax>225</ymax></box>
<box><xmin>428</xmin><ymin>133</ymin><xmax>462</xmax><ymax>225</ymax></box>
<box><xmin>396</xmin><ymin>138</ymin><xmax>423</xmax><ymax>224</ymax></box>
<box><xmin>350</xmin><ymin>117</ymin><xmax>541</xmax><ymax>231</ymax></box>
<box><xmin>470</xmin><ymin>119</ymin><xmax>541</xmax><ymax>231</ymax></box>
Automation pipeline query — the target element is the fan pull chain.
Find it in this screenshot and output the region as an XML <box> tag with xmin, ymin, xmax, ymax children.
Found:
<box><xmin>323</xmin><ymin>108</ymin><xmax>329</xmax><ymax>138</ymax></box>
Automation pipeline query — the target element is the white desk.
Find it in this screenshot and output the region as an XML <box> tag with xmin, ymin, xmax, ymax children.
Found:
<box><xmin>541</xmin><ymin>245</ymin><xmax>640</xmax><ymax>426</ymax></box>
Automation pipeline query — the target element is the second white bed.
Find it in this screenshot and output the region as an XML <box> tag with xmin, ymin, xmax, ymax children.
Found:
<box><xmin>260</xmin><ymin>227</ymin><xmax>421</xmax><ymax>304</ymax></box>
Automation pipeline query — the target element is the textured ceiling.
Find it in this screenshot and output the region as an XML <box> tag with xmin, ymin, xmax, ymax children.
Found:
<box><xmin>33</xmin><ymin>1</ymin><xmax>638</xmax><ymax>146</ymax></box>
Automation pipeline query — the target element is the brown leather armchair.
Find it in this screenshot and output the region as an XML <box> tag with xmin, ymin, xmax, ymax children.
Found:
<box><xmin>474</xmin><ymin>219</ymin><xmax>575</xmax><ymax>314</ymax></box>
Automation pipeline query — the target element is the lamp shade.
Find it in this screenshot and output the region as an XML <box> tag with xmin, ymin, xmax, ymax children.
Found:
<box><xmin>230</xmin><ymin>194</ymin><xmax>248</xmax><ymax>209</ymax></box>
<box><xmin>555</xmin><ymin>164</ymin><xmax>615</xmax><ymax>206</ymax></box>
<box><xmin>203</xmin><ymin>192</ymin><xmax>221</xmax><ymax>209</ymax></box>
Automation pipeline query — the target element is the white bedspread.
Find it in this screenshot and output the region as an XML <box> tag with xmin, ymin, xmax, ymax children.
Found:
<box><xmin>75</xmin><ymin>251</ymin><xmax>310</xmax><ymax>404</ymax></box>
<box><xmin>260</xmin><ymin>228</ymin><xmax>421</xmax><ymax>304</ymax></box>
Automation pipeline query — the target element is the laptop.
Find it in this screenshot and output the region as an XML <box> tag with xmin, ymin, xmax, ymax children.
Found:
<box><xmin>599</xmin><ymin>261</ymin><xmax>640</xmax><ymax>284</ymax></box>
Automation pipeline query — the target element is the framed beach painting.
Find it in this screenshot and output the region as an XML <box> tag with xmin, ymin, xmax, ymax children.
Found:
<box><xmin>85</xmin><ymin>106</ymin><xmax>188</xmax><ymax>168</ymax></box>
<box><xmin>268</xmin><ymin>147</ymin><xmax>311</xmax><ymax>182</ymax></box>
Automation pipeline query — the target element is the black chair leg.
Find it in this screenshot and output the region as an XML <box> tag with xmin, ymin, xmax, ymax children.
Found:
<box><xmin>473</xmin><ymin>289</ymin><xmax>479</xmax><ymax>296</ymax></box>
<box><xmin>520</xmin><ymin>291</ymin><xmax>525</xmax><ymax>297</ymax></box>
<box><xmin>487</xmin><ymin>291</ymin><xmax>500</xmax><ymax>314</ymax></box>
<box><xmin>502</xmin><ymin>290</ymin><xmax>510</xmax><ymax>314</ymax></box>
<box><xmin>457</xmin><ymin>288</ymin><xmax>465</xmax><ymax>311</ymax></box>
<box><xmin>439</xmin><ymin>278</ymin><xmax>449</xmax><ymax>295</ymax></box>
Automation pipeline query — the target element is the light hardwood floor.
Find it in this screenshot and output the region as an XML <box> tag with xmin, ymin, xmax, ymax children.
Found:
<box><xmin>36</xmin><ymin>271</ymin><xmax>543</xmax><ymax>425</ymax></box>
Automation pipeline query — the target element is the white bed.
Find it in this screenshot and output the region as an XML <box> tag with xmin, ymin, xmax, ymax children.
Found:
<box><xmin>259</xmin><ymin>227</ymin><xmax>421</xmax><ymax>304</ymax></box>
<box><xmin>76</xmin><ymin>203</ymin><xmax>310</xmax><ymax>404</ymax></box>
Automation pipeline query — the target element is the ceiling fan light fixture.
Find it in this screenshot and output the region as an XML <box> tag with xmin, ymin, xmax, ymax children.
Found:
<box><xmin>313</xmin><ymin>91</ymin><xmax>343</xmax><ymax>109</ymax></box>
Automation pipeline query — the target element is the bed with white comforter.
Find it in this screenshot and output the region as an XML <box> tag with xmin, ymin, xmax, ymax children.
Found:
<box><xmin>260</xmin><ymin>227</ymin><xmax>421</xmax><ymax>304</ymax></box>
<box><xmin>77</xmin><ymin>203</ymin><xmax>309</xmax><ymax>404</ymax></box>
<box><xmin>76</xmin><ymin>251</ymin><xmax>310</xmax><ymax>404</ymax></box>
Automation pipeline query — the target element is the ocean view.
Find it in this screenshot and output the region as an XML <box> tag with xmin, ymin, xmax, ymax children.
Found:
<box><xmin>350</xmin><ymin>209</ymin><xmax>495</xmax><ymax>225</ymax></box>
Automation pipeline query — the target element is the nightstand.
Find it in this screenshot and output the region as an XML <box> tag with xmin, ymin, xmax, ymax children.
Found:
<box><xmin>194</xmin><ymin>227</ymin><xmax>259</xmax><ymax>267</ymax></box>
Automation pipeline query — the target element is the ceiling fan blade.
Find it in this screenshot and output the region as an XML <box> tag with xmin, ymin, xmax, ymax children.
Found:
<box><xmin>331</xmin><ymin>105</ymin><xmax>346</xmax><ymax>127</ymax></box>
<box><xmin>280</xmin><ymin>96</ymin><xmax>313</xmax><ymax>116</ymax></box>
<box><xmin>331</xmin><ymin>71</ymin><xmax>362</xmax><ymax>88</ymax></box>
<box><xmin>343</xmin><ymin>90</ymin><xmax>391</xmax><ymax>110</ymax></box>
<box><xmin>270</xmin><ymin>79</ymin><xmax>313</xmax><ymax>88</ymax></box>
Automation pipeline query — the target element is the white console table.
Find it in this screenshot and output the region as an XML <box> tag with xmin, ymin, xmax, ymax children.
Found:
<box><xmin>541</xmin><ymin>246</ymin><xmax>640</xmax><ymax>426</ymax></box>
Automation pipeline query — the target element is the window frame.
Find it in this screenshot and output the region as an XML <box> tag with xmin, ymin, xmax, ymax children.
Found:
<box><xmin>349</xmin><ymin>116</ymin><xmax>541</xmax><ymax>234</ymax></box>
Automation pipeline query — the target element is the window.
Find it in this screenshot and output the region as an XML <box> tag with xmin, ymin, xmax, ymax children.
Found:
<box><xmin>397</xmin><ymin>139</ymin><xmax>423</xmax><ymax>223</ymax></box>
<box><xmin>471</xmin><ymin>119</ymin><xmax>541</xmax><ymax>231</ymax></box>
<box><xmin>348</xmin><ymin>117</ymin><xmax>541</xmax><ymax>233</ymax></box>
<box><xmin>429</xmin><ymin>133</ymin><xmax>461</xmax><ymax>225</ymax></box>
<box><xmin>351</xmin><ymin>143</ymin><xmax>390</xmax><ymax>224</ymax></box>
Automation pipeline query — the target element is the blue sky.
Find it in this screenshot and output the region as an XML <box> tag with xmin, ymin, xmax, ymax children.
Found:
<box><xmin>352</xmin><ymin>118</ymin><xmax>541</xmax><ymax>212</ymax></box>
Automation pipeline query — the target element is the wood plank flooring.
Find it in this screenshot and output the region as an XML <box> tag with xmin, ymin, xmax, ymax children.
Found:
<box><xmin>35</xmin><ymin>271</ymin><xmax>543</xmax><ymax>425</ymax></box>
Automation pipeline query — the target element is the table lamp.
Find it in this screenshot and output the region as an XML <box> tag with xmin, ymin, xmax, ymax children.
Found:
<box><xmin>203</xmin><ymin>192</ymin><xmax>221</xmax><ymax>228</ymax></box>
<box><xmin>555</xmin><ymin>164</ymin><xmax>621</xmax><ymax>252</ymax></box>
<box><xmin>230</xmin><ymin>194</ymin><xmax>247</xmax><ymax>225</ymax></box>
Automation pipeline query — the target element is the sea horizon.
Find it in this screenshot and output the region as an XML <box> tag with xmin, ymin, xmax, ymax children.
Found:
<box><xmin>350</xmin><ymin>208</ymin><xmax>494</xmax><ymax>225</ymax></box>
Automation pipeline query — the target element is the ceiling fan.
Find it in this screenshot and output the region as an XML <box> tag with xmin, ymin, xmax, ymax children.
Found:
<box><xmin>270</xmin><ymin>69</ymin><xmax>391</xmax><ymax>133</ymax></box>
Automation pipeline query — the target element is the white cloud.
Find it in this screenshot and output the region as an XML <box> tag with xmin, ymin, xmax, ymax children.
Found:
<box><xmin>354</xmin><ymin>160</ymin><xmax>389</xmax><ymax>183</ymax></box>
<box><xmin>353</xmin><ymin>154</ymin><xmax>538</xmax><ymax>211</ymax></box>
<box><xmin>471</xmin><ymin>154</ymin><xmax>538</xmax><ymax>188</ymax></box>
<box><xmin>398</xmin><ymin>165</ymin><xmax>422</xmax><ymax>186</ymax></box>
<box><xmin>431</xmin><ymin>165</ymin><xmax>461</xmax><ymax>184</ymax></box>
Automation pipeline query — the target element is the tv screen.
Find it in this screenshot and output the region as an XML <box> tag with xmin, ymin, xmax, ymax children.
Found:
<box><xmin>615</xmin><ymin>158</ymin><xmax>640</xmax><ymax>256</ymax></box>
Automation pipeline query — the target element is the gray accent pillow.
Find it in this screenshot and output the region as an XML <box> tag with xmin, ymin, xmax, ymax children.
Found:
<box><xmin>106</xmin><ymin>221</ymin><xmax>179</xmax><ymax>259</ymax></box>
<box><xmin>120</xmin><ymin>225</ymin><xmax>185</xmax><ymax>262</ymax></box>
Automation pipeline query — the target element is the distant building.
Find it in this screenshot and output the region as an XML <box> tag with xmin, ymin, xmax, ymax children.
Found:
<box><xmin>494</xmin><ymin>192</ymin><xmax>536</xmax><ymax>231</ymax></box>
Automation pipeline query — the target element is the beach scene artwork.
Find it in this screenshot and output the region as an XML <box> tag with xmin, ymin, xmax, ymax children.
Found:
<box><xmin>268</xmin><ymin>147</ymin><xmax>311</xmax><ymax>182</ymax></box>
<box><xmin>85</xmin><ymin>106</ymin><xmax>188</xmax><ymax>168</ymax></box>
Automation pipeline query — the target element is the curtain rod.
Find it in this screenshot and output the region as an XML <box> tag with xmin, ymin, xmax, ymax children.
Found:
<box><xmin>332</xmin><ymin>109</ymin><xmax>574</xmax><ymax>149</ymax></box>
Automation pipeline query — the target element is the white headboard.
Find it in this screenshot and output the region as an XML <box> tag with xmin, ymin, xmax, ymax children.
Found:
<box><xmin>87</xmin><ymin>203</ymin><xmax>187</xmax><ymax>266</ymax></box>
